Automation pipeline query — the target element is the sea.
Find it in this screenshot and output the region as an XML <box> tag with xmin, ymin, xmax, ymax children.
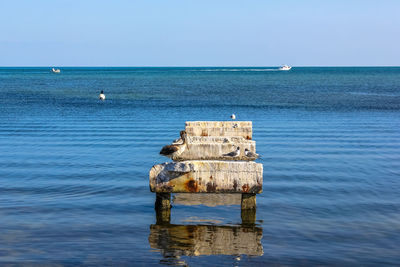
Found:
<box><xmin>0</xmin><ymin>67</ymin><xmax>399</xmax><ymax>266</ymax></box>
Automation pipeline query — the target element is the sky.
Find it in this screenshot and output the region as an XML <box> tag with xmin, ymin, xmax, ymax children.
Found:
<box><xmin>0</xmin><ymin>0</ymin><xmax>399</xmax><ymax>66</ymax></box>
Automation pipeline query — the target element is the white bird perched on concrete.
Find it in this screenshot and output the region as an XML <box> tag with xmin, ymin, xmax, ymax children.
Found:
<box><xmin>230</xmin><ymin>114</ymin><xmax>236</xmax><ymax>120</ymax></box>
<box><xmin>244</xmin><ymin>148</ymin><xmax>259</xmax><ymax>159</ymax></box>
<box><xmin>223</xmin><ymin>146</ymin><xmax>240</xmax><ymax>157</ymax></box>
<box><xmin>99</xmin><ymin>90</ymin><xmax>106</xmax><ymax>100</ymax></box>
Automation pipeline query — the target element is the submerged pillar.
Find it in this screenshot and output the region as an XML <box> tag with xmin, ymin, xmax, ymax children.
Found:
<box><xmin>241</xmin><ymin>193</ymin><xmax>256</xmax><ymax>210</ymax></box>
<box><xmin>155</xmin><ymin>193</ymin><xmax>171</xmax><ymax>224</ymax></box>
<box><xmin>241</xmin><ymin>193</ymin><xmax>257</xmax><ymax>224</ymax></box>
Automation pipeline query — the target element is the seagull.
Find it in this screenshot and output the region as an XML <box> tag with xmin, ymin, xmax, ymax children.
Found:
<box><xmin>160</xmin><ymin>131</ymin><xmax>187</xmax><ymax>158</ymax></box>
<box><xmin>172</xmin><ymin>130</ymin><xmax>186</xmax><ymax>145</ymax></box>
<box><xmin>230</xmin><ymin>114</ymin><xmax>236</xmax><ymax>120</ymax></box>
<box><xmin>244</xmin><ymin>148</ymin><xmax>259</xmax><ymax>159</ymax></box>
<box><xmin>223</xmin><ymin>146</ymin><xmax>240</xmax><ymax>157</ymax></box>
<box><xmin>99</xmin><ymin>90</ymin><xmax>106</xmax><ymax>100</ymax></box>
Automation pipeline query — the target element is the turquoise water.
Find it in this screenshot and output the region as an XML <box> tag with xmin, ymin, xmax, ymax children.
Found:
<box><xmin>0</xmin><ymin>67</ymin><xmax>399</xmax><ymax>265</ymax></box>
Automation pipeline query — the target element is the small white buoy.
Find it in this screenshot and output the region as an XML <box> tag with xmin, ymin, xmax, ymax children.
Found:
<box><xmin>230</xmin><ymin>114</ymin><xmax>236</xmax><ymax>120</ymax></box>
<box><xmin>99</xmin><ymin>90</ymin><xmax>106</xmax><ymax>100</ymax></box>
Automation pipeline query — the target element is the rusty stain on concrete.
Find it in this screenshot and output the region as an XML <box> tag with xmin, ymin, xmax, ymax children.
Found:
<box><xmin>206</xmin><ymin>182</ymin><xmax>217</xmax><ymax>192</ymax></box>
<box><xmin>242</xmin><ymin>184</ymin><xmax>250</xmax><ymax>193</ymax></box>
<box><xmin>185</xmin><ymin>179</ymin><xmax>199</xmax><ymax>192</ymax></box>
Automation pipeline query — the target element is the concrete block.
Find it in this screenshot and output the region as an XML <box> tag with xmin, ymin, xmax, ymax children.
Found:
<box><xmin>170</xmin><ymin>136</ymin><xmax>258</xmax><ymax>161</ymax></box>
<box><xmin>149</xmin><ymin>160</ymin><xmax>263</xmax><ymax>194</ymax></box>
<box><xmin>185</xmin><ymin>121</ymin><xmax>252</xmax><ymax>139</ymax></box>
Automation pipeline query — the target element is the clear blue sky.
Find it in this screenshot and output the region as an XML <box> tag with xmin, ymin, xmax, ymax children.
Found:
<box><xmin>0</xmin><ymin>0</ymin><xmax>399</xmax><ymax>66</ymax></box>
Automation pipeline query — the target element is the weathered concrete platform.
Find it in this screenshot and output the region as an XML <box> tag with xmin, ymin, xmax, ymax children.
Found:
<box><xmin>170</xmin><ymin>136</ymin><xmax>257</xmax><ymax>161</ymax></box>
<box><xmin>150</xmin><ymin>161</ymin><xmax>263</xmax><ymax>194</ymax></box>
<box><xmin>185</xmin><ymin>121</ymin><xmax>252</xmax><ymax>139</ymax></box>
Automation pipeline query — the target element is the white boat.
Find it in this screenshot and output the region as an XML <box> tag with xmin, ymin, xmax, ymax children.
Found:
<box><xmin>279</xmin><ymin>65</ymin><xmax>292</xmax><ymax>71</ymax></box>
<box><xmin>51</xmin><ymin>68</ymin><xmax>61</xmax><ymax>73</ymax></box>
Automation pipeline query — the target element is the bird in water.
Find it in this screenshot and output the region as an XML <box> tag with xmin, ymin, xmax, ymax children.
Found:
<box><xmin>223</xmin><ymin>146</ymin><xmax>240</xmax><ymax>157</ymax></box>
<box><xmin>160</xmin><ymin>131</ymin><xmax>187</xmax><ymax>158</ymax></box>
<box><xmin>230</xmin><ymin>114</ymin><xmax>236</xmax><ymax>120</ymax></box>
<box><xmin>99</xmin><ymin>90</ymin><xmax>106</xmax><ymax>100</ymax></box>
<box><xmin>244</xmin><ymin>148</ymin><xmax>259</xmax><ymax>159</ymax></box>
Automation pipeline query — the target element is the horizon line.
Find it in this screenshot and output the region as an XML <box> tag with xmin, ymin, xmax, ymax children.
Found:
<box><xmin>1</xmin><ymin>65</ymin><xmax>400</xmax><ymax>68</ymax></box>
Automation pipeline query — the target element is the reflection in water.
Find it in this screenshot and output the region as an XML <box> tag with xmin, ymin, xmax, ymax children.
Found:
<box><xmin>151</xmin><ymin>193</ymin><xmax>262</xmax><ymax>264</ymax></box>
<box><xmin>173</xmin><ymin>193</ymin><xmax>241</xmax><ymax>207</ymax></box>
<box><xmin>149</xmin><ymin>223</ymin><xmax>263</xmax><ymax>262</ymax></box>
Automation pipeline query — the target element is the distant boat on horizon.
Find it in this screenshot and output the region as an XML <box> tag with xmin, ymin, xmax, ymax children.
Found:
<box><xmin>51</xmin><ymin>68</ymin><xmax>61</xmax><ymax>73</ymax></box>
<box><xmin>279</xmin><ymin>65</ymin><xmax>292</xmax><ymax>71</ymax></box>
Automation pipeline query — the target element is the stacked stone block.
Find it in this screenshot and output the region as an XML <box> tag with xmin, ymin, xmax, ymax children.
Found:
<box><xmin>149</xmin><ymin>121</ymin><xmax>263</xmax><ymax>221</ymax></box>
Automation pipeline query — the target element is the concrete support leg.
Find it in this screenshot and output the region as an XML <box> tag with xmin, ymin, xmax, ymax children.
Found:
<box><xmin>241</xmin><ymin>193</ymin><xmax>256</xmax><ymax>209</ymax></box>
<box><xmin>155</xmin><ymin>193</ymin><xmax>171</xmax><ymax>224</ymax></box>
<box><xmin>241</xmin><ymin>193</ymin><xmax>256</xmax><ymax>224</ymax></box>
<box><xmin>241</xmin><ymin>208</ymin><xmax>256</xmax><ymax>225</ymax></box>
